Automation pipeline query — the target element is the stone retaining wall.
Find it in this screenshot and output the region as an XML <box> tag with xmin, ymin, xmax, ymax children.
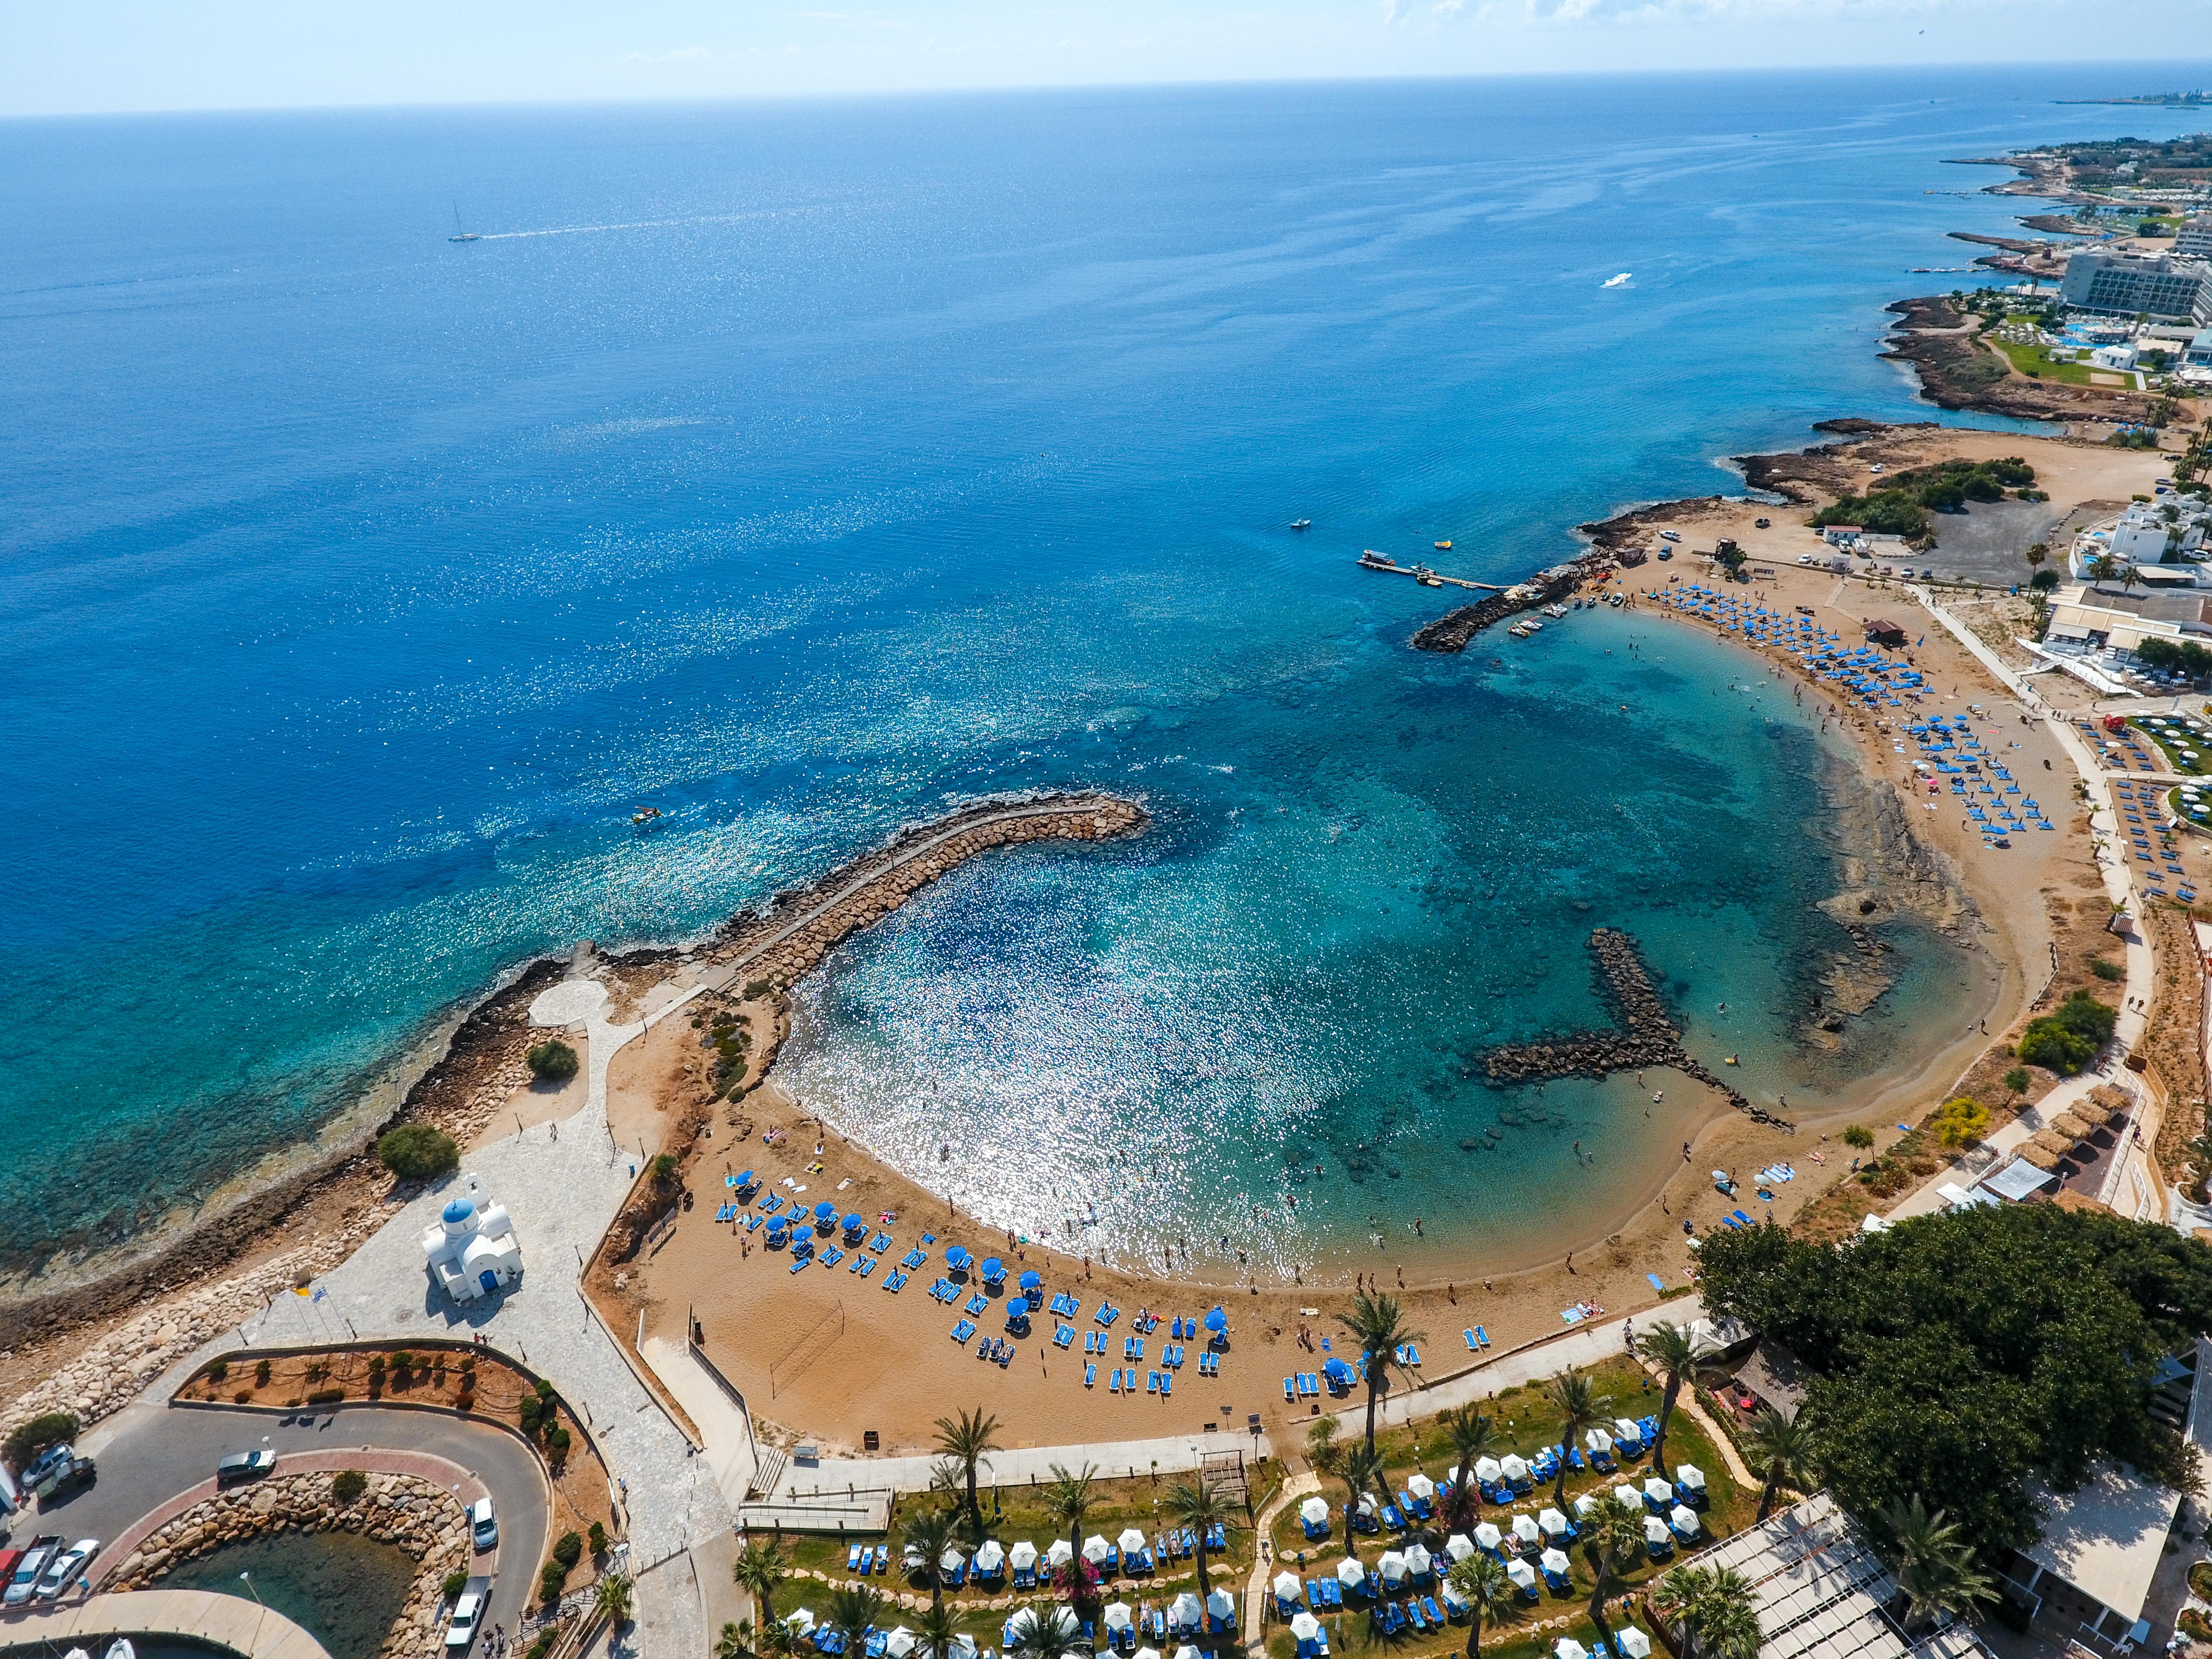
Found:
<box><xmin>108</xmin><ymin>1471</ymin><xmax>471</xmax><ymax>1659</ymax></box>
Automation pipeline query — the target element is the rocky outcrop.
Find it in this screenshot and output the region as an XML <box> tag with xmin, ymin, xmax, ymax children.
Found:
<box><xmin>1481</xmin><ymin>929</ymin><xmax>1793</xmax><ymax>1130</ymax></box>
<box><xmin>108</xmin><ymin>1470</ymin><xmax>470</xmax><ymax>1659</ymax></box>
<box><xmin>1410</xmin><ymin>564</ymin><xmax>1588</xmax><ymax>653</ymax></box>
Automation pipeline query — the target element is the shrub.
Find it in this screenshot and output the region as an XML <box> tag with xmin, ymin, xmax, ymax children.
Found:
<box><xmin>204</xmin><ymin>1359</ymin><xmax>229</xmax><ymax>1383</ymax></box>
<box><xmin>651</xmin><ymin>1153</ymin><xmax>678</xmax><ymax>1183</ymax></box>
<box><xmin>2019</xmin><ymin>991</ymin><xmax>2118</xmax><ymax>1075</ymax></box>
<box><xmin>444</xmin><ymin>1571</ymin><xmax>470</xmax><ymax>1600</ymax></box>
<box><xmin>2003</xmin><ymin>1067</ymin><xmax>2030</xmax><ymax>1094</ymax></box>
<box><xmin>520</xmin><ymin>1394</ymin><xmax>542</xmax><ymax>1431</ymax></box>
<box><xmin>368</xmin><ymin>1355</ymin><xmax>387</xmax><ymax>1375</ymax></box>
<box><xmin>535</xmin><ymin>1379</ymin><xmax>556</xmax><ymax>1401</ymax></box>
<box><xmin>3</xmin><ymin>1411</ymin><xmax>80</xmax><ymax>1474</ymax></box>
<box><xmin>254</xmin><ymin>1359</ymin><xmax>272</xmax><ymax>1386</ymax></box>
<box><xmin>460</xmin><ymin>1355</ymin><xmax>477</xmax><ymax>1374</ymax></box>
<box><xmin>1935</xmin><ymin>1097</ymin><xmax>1991</xmax><ymax>1150</ymax></box>
<box><xmin>2090</xmin><ymin>957</ymin><xmax>2125</xmax><ymax>981</ymax></box>
<box><xmin>234</xmin><ymin>1389</ymin><xmax>253</xmax><ymax>1403</ymax></box>
<box><xmin>548</xmin><ymin>1426</ymin><xmax>572</xmax><ymax>1466</ymax></box>
<box><xmin>307</xmin><ymin>1387</ymin><xmax>346</xmax><ymax>1406</ymax></box>
<box><xmin>527</xmin><ymin>1637</ymin><xmax>556</xmax><ymax>1659</ymax></box>
<box><xmin>554</xmin><ymin>1532</ymin><xmax>585</xmax><ymax>1569</ymax></box>
<box><xmin>377</xmin><ymin>1123</ymin><xmax>459</xmax><ymax>1182</ymax></box>
<box><xmin>390</xmin><ymin>1351</ymin><xmax>413</xmax><ymax>1377</ymax></box>
<box><xmin>589</xmin><ymin>1522</ymin><xmax>608</xmax><ymax>1556</ymax></box>
<box><xmin>332</xmin><ymin>1469</ymin><xmax>368</xmax><ymax>1505</ymax></box>
<box><xmin>527</xmin><ymin>1040</ymin><xmax>580</xmax><ymax>1082</ymax></box>
<box><xmin>1842</xmin><ymin>1125</ymin><xmax>1875</xmax><ymax>1149</ymax></box>
<box><xmin>540</xmin><ymin>1561</ymin><xmax>570</xmax><ymax>1603</ymax></box>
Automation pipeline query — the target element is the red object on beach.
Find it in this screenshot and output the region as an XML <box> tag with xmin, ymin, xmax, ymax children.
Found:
<box><xmin>2104</xmin><ymin>714</ymin><xmax>2128</xmax><ymax>733</ymax></box>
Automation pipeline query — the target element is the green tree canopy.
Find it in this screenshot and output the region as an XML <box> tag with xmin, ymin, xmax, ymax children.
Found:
<box><xmin>1695</xmin><ymin>1207</ymin><xmax>2212</xmax><ymax>1567</ymax></box>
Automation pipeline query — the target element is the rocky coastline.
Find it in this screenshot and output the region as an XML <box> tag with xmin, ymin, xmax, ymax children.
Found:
<box><xmin>1408</xmin><ymin>558</ymin><xmax>1596</xmax><ymax>652</ymax></box>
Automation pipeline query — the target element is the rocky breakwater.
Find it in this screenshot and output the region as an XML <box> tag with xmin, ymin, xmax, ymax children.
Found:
<box><xmin>1410</xmin><ymin>560</ymin><xmax>1593</xmax><ymax>654</ymax></box>
<box><xmin>1481</xmin><ymin>929</ymin><xmax>1793</xmax><ymax>1130</ymax></box>
<box><xmin>108</xmin><ymin>1471</ymin><xmax>470</xmax><ymax>1659</ymax></box>
<box><xmin>705</xmin><ymin>792</ymin><xmax>1149</xmax><ymax>988</ymax></box>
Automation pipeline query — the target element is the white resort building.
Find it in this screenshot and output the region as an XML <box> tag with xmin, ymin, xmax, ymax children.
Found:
<box><xmin>420</xmin><ymin>1173</ymin><xmax>524</xmax><ymax>1302</ymax></box>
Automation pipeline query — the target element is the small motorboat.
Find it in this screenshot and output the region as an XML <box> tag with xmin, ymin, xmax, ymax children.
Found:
<box><xmin>1418</xmin><ymin>574</ymin><xmax>1443</xmax><ymax>587</ymax></box>
<box><xmin>1521</xmin><ymin>618</ymin><xmax>1544</xmax><ymax>634</ymax></box>
<box><xmin>1290</xmin><ymin>519</ymin><xmax>1311</xmax><ymax>530</ymax></box>
<box><xmin>632</xmin><ymin>807</ymin><xmax>664</xmax><ymax>827</ymax></box>
<box><xmin>1545</xmin><ymin>604</ymin><xmax>1568</xmax><ymax>619</ymax></box>
<box><xmin>1723</xmin><ymin>1055</ymin><xmax>1740</xmax><ymax>1066</ymax></box>
<box><xmin>1434</xmin><ymin>540</ymin><xmax>1452</xmax><ymax>550</ymax></box>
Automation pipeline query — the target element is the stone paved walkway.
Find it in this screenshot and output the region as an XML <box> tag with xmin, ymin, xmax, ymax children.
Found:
<box><xmin>244</xmin><ymin>972</ymin><xmax>727</xmax><ymax>1655</ymax></box>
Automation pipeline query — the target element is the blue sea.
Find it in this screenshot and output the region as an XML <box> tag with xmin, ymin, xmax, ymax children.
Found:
<box><xmin>6</xmin><ymin>66</ymin><xmax>2207</xmax><ymax>1290</ymax></box>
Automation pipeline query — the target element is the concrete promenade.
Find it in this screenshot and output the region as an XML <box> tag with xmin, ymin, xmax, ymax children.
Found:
<box><xmin>0</xmin><ymin>1588</ymin><xmax>332</xmax><ymax>1659</ymax></box>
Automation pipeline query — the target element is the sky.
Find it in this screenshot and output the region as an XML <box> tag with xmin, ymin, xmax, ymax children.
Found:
<box><xmin>4</xmin><ymin>0</ymin><xmax>2211</xmax><ymax>117</ymax></box>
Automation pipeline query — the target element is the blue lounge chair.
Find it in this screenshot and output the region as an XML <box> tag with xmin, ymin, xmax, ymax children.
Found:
<box><xmin>951</xmin><ymin>1319</ymin><xmax>976</xmax><ymax>1344</ymax></box>
<box><xmin>847</xmin><ymin>1544</ymin><xmax>864</xmax><ymax>1571</ymax></box>
<box><xmin>882</xmin><ymin>1271</ymin><xmax>907</xmax><ymax>1292</ymax></box>
<box><xmin>1084</xmin><ymin>1363</ymin><xmax>1096</xmax><ymax>1387</ymax></box>
<box><xmin>965</xmin><ymin>1293</ymin><xmax>989</xmax><ymax>1316</ymax></box>
<box><xmin>1285</xmin><ymin>1377</ymin><xmax>1296</xmax><ymax>1402</ymax></box>
<box><xmin>1379</xmin><ymin>1602</ymin><xmax>1407</xmax><ymax>1636</ymax></box>
<box><xmin>1146</xmin><ymin>1370</ymin><xmax>1161</xmax><ymax>1393</ymax></box>
<box><xmin>1054</xmin><ymin>1324</ymin><xmax>1075</xmax><ymax>1348</ymax></box>
<box><xmin>1405</xmin><ymin>1598</ymin><xmax>1427</xmax><ymax>1633</ymax></box>
<box><xmin>1473</xmin><ymin>1326</ymin><xmax>1490</xmax><ymax>1347</ymax></box>
<box><xmin>1422</xmin><ymin>1597</ymin><xmax>1444</xmax><ymax>1627</ymax></box>
<box><xmin>1308</xmin><ymin>1581</ymin><xmax>1326</xmax><ymax>1612</ymax></box>
<box><xmin>1161</xmin><ymin>1372</ymin><xmax>1171</xmax><ymax>1397</ymax></box>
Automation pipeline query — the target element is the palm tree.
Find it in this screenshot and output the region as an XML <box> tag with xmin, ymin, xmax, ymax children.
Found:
<box><xmin>1004</xmin><ymin>1603</ymin><xmax>1077</xmax><ymax>1659</ymax></box>
<box><xmin>595</xmin><ymin>1572</ymin><xmax>636</xmax><ymax>1630</ymax></box>
<box><xmin>1576</xmin><ymin>1495</ymin><xmax>1648</xmax><ymax>1656</ymax></box>
<box><xmin>735</xmin><ymin>1537</ymin><xmax>794</xmax><ymax>1631</ymax></box>
<box><xmin>1445</xmin><ymin>1552</ymin><xmax>1516</xmax><ymax>1659</ymax></box>
<box><xmin>1543</xmin><ymin>1366</ymin><xmax>1600</xmax><ymax>1509</ymax></box>
<box><xmin>1440</xmin><ymin>1405</ymin><xmax>1496</xmax><ymax>1534</ymax></box>
<box><xmin>933</xmin><ymin>1407</ymin><xmax>1002</xmax><ymax>1538</ymax></box>
<box><xmin>1042</xmin><ymin>1462</ymin><xmax>1100</xmax><ymax>1614</ymax></box>
<box><xmin>1743</xmin><ymin>1408</ymin><xmax>1816</xmax><ymax>1523</ymax></box>
<box><xmin>903</xmin><ymin>1504</ymin><xmax>962</xmax><ymax>1611</ymax></box>
<box><xmin>716</xmin><ymin>1621</ymin><xmax>755</xmax><ymax>1659</ymax></box>
<box><xmin>1340</xmin><ymin>1442</ymin><xmax>1387</xmax><ymax>1534</ymax></box>
<box><xmin>1163</xmin><ymin>1476</ymin><xmax>1238</xmax><ymax>1602</ymax></box>
<box><xmin>1335</xmin><ymin>1291</ymin><xmax>1427</xmax><ymax>1454</ymax></box>
<box><xmin>1878</xmin><ymin>1497</ymin><xmax>1993</xmax><ymax>1631</ymax></box>
<box><xmin>1651</xmin><ymin>1567</ymin><xmax>1759</xmax><ymax>1659</ymax></box>
<box><xmin>825</xmin><ymin>1584</ymin><xmax>884</xmax><ymax>1659</ymax></box>
<box><xmin>1629</xmin><ymin>1320</ymin><xmax>1715</xmax><ymax>1476</ymax></box>
<box><xmin>913</xmin><ymin>1599</ymin><xmax>964</xmax><ymax>1659</ymax></box>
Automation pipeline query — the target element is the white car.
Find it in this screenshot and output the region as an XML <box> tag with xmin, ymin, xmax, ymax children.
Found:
<box><xmin>469</xmin><ymin>1497</ymin><xmax>498</xmax><ymax>1551</ymax></box>
<box><xmin>446</xmin><ymin>1591</ymin><xmax>484</xmax><ymax>1653</ymax></box>
<box><xmin>35</xmin><ymin>1539</ymin><xmax>99</xmax><ymax>1601</ymax></box>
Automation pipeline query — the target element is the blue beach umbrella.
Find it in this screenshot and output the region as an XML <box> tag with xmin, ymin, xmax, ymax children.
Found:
<box><xmin>843</xmin><ymin>1212</ymin><xmax>865</xmax><ymax>1234</ymax></box>
<box><xmin>946</xmin><ymin>1245</ymin><xmax>973</xmax><ymax>1270</ymax></box>
<box><xmin>1204</xmin><ymin>1306</ymin><xmax>1229</xmax><ymax>1334</ymax></box>
<box><xmin>735</xmin><ymin>1169</ymin><xmax>756</xmax><ymax>1188</ymax></box>
<box><xmin>1019</xmin><ymin>1269</ymin><xmax>1043</xmax><ymax>1292</ymax></box>
<box><xmin>814</xmin><ymin>1201</ymin><xmax>836</xmax><ymax>1225</ymax></box>
<box><xmin>980</xmin><ymin>1256</ymin><xmax>1005</xmax><ymax>1282</ymax></box>
<box><xmin>1323</xmin><ymin>1358</ymin><xmax>1354</xmax><ymax>1386</ymax></box>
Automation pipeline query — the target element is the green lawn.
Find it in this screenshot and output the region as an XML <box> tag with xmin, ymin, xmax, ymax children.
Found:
<box><xmin>2128</xmin><ymin>718</ymin><xmax>2212</xmax><ymax>776</ymax></box>
<box><xmin>1989</xmin><ymin>336</ymin><xmax>2107</xmax><ymax>387</ymax></box>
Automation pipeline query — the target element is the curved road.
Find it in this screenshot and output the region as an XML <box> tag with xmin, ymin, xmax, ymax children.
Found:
<box><xmin>18</xmin><ymin>1406</ymin><xmax>547</xmax><ymax>1644</ymax></box>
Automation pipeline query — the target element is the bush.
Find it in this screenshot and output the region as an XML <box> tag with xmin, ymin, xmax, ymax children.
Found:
<box><xmin>332</xmin><ymin>1469</ymin><xmax>368</xmax><ymax>1505</ymax></box>
<box><xmin>2090</xmin><ymin>957</ymin><xmax>2125</xmax><ymax>981</ymax></box>
<box><xmin>2020</xmin><ymin>991</ymin><xmax>2119</xmax><ymax>1075</ymax></box>
<box><xmin>2031</xmin><ymin>568</ymin><xmax>2060</xmax><ymax>592</ymax></box>
<box><xmin>1842</xmin><ymin>1125</ymin><xmax>1875</xmax><ymax>1150</ymax></box>
<box><xmin>5</xmin><ymin>1411</ymin><xmax>80</xmax><ymax>1473</ymax></box>
<box><xmin>390</xmin><ymin>1351</ymin><xmax>413</xmax><ymax>1377</ymax></box>
<box><xmin>204</xmin><ymin>1360</ymin><xmax>229</xmax><ymax>1383</ymax></box>
<box><xmin>535</xmin><ymin>1379</ymin><xmax>556</xmax><ymax>1401</ymax></box>
<box><xmin>540</xmin><ymin>1561</ymin><xmax>571</xmax><ymax>1603</ymax></box>
<box><xmin>651</xmin><ymin>1153</ymin><xmax>678</xmax><ymax>1183</ymax></box>
<box><xmin>2003</xmin><ymin>1067</ymin><xmax>2030</xmax><ymax>1094</ymax></box>
<box><xmin>589</xmin><ymin>1522</ymin><xmax>608</xmax><ymax>1556</ymax></box>
<box><xmin>254</xmin><ymin>1359</ymin><xmax>272</xmax><ymax>1386</ymax></box>
<box><xmin>527</xmin><ymin>1638</ymin><xmax>556</xmax><ymax>1659</ymax></box>
<box><xmin>547</xmin><ymin>1426</ymin><xmax>572</xmax><ymax>1465</ymax></box>
<box><xmin>1935</xmin><ymin>1097</ymin><xmax>1991</xmax><ymax>1150</ymax></box>
<box><xmin>307</xmin><ymin>1387</ymin><xmax>345</xmax><ymax>1406</ymax></box>
<box><xmin>444</xmin><ymin>1571</ymin><xmax>470</xmax><ymax>1600</ymax></box>
<box><xmin>377</xmin><ymin>1123</ymin><xmax>459</xmax><ymax>1182</ymax></box>
<box><xmin>527</xmin><ymin>1040</ymin><xmax>579</xmax><ymax>1082</ymax></box>
<box><xmin>520</xmin><ymin>1394</ymin><xmax>542</xmax><ymax>1431</ymax></box>
<box><xmin>554</xmin><ymin>1532</ymin><xmax>585</xmax><ymax>1569</ymax></box>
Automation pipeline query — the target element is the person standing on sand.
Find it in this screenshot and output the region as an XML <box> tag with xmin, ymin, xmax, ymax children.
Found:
<box><xmin>1565</xmin><ymin>1252</ymin><xmax>1576</xmax><ymax>1276</ymax></box>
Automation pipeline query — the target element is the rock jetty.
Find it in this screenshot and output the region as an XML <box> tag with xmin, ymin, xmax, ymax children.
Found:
<box><xmin>1482</xmin><ymin>929</ymin><xmax>1793</xmax><ymax>1131</ymax></box>
<box><xmin>1410</xmin><ymin>561</ymin><xmax>1591</xmax><ymax>654</ymax></box>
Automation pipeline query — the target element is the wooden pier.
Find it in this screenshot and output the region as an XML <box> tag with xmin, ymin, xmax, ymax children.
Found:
<box><xmin>1357</xmin><ymin>552</ymin><xmax>1505</xmax><ymax>592</ymax></box>
<box><xmin>1481</xmin><ymin>929</ymin><xmax>1793</xmax><ymax>1131</ymax></box>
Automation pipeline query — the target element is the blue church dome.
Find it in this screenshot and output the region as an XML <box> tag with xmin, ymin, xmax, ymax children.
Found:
<box><xmin>442</xmin><ymin>1197</ymin><xmax>477</xmax><ymax>1225</ymax></box>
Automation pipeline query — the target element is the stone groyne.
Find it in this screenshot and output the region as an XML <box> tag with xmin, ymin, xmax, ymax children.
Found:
<box><xmin>1410</xmin><ymin>563</ymin><xmax>1590</xmax><ymax>653</ymax></box>
<box><xmin>1482</xmin><ymin>929</ymin><xmax>1794</xmax><ymax>1131</ymax></box>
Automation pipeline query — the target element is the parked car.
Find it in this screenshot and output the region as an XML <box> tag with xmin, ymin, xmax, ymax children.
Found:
<box><xmin>0</xmin><ymin>1551</ymin><xmax>21</xmax><ymax>1591</ymax></box>
<box><xmin>24</xmin><ymin>1443</ymin><xmax>97</xmax><ymax>1500</ymax></box>
<box><xmin>3</xmin><ymin>1537</ymin><xmax>59</xmax><ymax>1606</ymax></box>
<box><xmin>35</xmin><ymin>1538</ymin><xmax>99</xmax><ymax>1601</ymax></box>
<box><xmin>445</xmin><ymin>1590</ymin><xmax>485</xmax><ymax>1653</ymax></box>
<box><xmin>469</xmin><ymin>1498</ymin><xmax>498</xmax><ymax>1551</ymax></box>
<box><xmin>217</xmin><ymin>1450</ymin><xmax>278</xmax><ymax>1486</ymax></box>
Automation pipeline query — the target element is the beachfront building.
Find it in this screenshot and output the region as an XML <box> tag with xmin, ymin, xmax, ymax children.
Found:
<box><xmin>2061</xmin><ymin>251</ymin><xmax>2212</xmax><ymax>326</ymax></box>
<box><xmin>1656</xmin><ymin>1492</ymin><xmax>1990</xmax><ymax>1659</ymax></box>
<box><xmin>2043</xmin><ymin>584</ymin><xmax>2212</xmax><ymax>653</ymax></box>
<box><xmin>2176</xmin><ymin>216</ymin><xmax>2212</xmax><ymax>260</ymax></box>
<box><xmin>2067</xmin><ymin>502</ymin><xmax>2211</xmax><ymax>582</ymax></box>
<box><xmin>420</xmin><ymin>1172</ymin><xmax>524</xmax><ymax>1302</ymax></box>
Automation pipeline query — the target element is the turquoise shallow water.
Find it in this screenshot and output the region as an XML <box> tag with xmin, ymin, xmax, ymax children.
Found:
<box><xmin>2</xmin><ymin>66</ymin><xmax>2204</xmax><ymax>1286</ymax></box>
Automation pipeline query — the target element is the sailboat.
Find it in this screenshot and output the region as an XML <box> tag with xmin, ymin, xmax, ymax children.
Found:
<box><xmin>449</xmin><ymin>202</ymin><xmax>480</xmax><ymax>243</ymax></box>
